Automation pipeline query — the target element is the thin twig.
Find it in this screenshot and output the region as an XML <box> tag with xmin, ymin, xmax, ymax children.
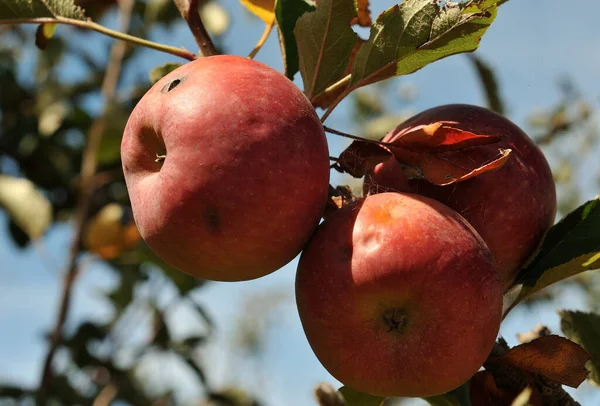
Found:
<box><xmin>248</xmin><ymin>19</ymin><xmax>275</xmax><ymax>59</ymax></box>
<box><xmin>323</xmin><ymin>125</ymin><xmax>389</xmax><ymax>146</ymax></box>
<box><xmin>173</xmin><ymin>0</ymin><xmax>218</xmax><ymax>56</ymax></box>
<box><xmin>37</xmin><ymin>0</ymin><xmax>135</xmax><ymax>398</ymax></box>
<box><xmin>2</xmin><ymin>17</ymin><xmax>196</xmax><ymax>61</ymax></box>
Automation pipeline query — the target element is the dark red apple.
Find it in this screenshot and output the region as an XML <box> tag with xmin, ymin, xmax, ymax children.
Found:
<box><xmin>296</xmin><ymin>192</ymin><xmax>503</xmax><ymax>397</ymax></box>
<box><xmin>121</xmin><ymin>55</ymin><xmax>330</xmax><ymax>281</ymax></box>
<box><xmin>364</xmin><ymin>104</ymin><xmax>556</xmax><ymax>288</ymax></box>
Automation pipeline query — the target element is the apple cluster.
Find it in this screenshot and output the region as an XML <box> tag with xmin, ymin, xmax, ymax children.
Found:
<box><xmin>121</xmin><ymin>56</ymin><xmax>556</xmax><ymax>398</ymax></box>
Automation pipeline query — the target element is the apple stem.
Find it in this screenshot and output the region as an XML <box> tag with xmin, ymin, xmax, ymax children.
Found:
<box><xmin>37</xmin><ymin>0</ymin><xmax>136</xmax><ymax>398</ymax></box>
<box><xmin>155</xmin><ymin>154</ymin><xmax>167</xmax><ymax>163</ymax></box>
<box><xmin>173</xmin><ymin>0</ymin><xmax>219</xmax><ymax>57</ymax></box>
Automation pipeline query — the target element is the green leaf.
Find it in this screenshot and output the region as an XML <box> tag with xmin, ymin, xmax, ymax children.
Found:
<box><xmin>149</xmin><ymin>62</ymin><xmax>183</xmax><ymax>85</ymax></box>
<box><xmin>338</xmin><ymin>386</ymin><xmax>386</xmax><ymax>406</ymax></box>
<box><xmin>0</xmin><ymin>0</ymin><xmax>86</xmax><ymax>20</ymax></box>
<box><xmin>349</xmin><ymin>0</ymin><xmax>498</xmax><ymax>91</ymax></box>
<box><xmin>274</xmin><ymin>0</ymin><xmax>315</xmax><ymax>80</ymax></box>
<box><xmin>514</xmin><ymin>198</ymin><xmax>600</xmax><ymax>302</ymax></box>
<box><xmin>0</xmin><ymin>175</ymin><xmax>52</xmax><ymax>239</ymax></box>
<box><xmin>294</xmin><ymin>0</ymin><xmax>359</xmax><ymax>99</ymax></box>
<box><xmin>560</xmin><ymin>310</ymin><xmax>600</xmax><ymax>386</ymax></box>
<box><xmin>468</xmin><ymin>54</ymin><xmax>504</xmax><ymax>115</ymax></box>
<box><xmin>35</xmin><ymin>22</ymin><xmax>57</xmax><ymax>50</ymax></box>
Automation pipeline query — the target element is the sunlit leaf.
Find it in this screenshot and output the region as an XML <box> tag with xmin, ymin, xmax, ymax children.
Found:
<box><xmin>83</xmin><ymin>203</ymin><xmax>141</xmax><ymax>260</ymax></box>
<box><xmin>240</xmin><ymin>0</ymin><xmax>275</xmax><ymax>23</ymax></box>
<box><xmin>514</xmin><ymin>198</ymin><xmax>600</xmax><ymax>301</ymax></box>
<box><xmin>348</xmin><ymin>0</ymin><xmax>499</xmax><ymax>92</ymax></box>
<box><xmin>0</xmin><ymin>0</ymin><xmax>87</xmax><ymax>20</ymax></box>
<box><xmin>0</xmin><ymin>175</ymin><xmax>52</xmax><ymax>239</ymax></box>
<box><xmin>560</xmin><ymin>310</ymin><xmax>600</xmax><ymax>386</ymax></box>
<box><xmin>200</xmin><ymin>1</ymin><xmax>230</xmax><ymax>36</ymax></box>
<box><xmin>295</xmin><ymin>0</ymin><xmax>359</xmax><ymax>99</ymax></box>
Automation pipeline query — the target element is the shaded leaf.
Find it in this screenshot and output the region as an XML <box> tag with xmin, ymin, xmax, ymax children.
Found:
<box><xmin>488</xmin><ymin>335</ymin><xmax>590</xmax><ymax>388</ymax></box>
<box><xmin>423</xmin><ymin>393</ymin><xmax>462</xmax><ymax>405</ymax></box>
<box><xmin>35</xmin><ymin>22</ymin><xmax>57</xmax><ymax>50</ymax></box>
<box><xmin>514</xmin><ymin>199</ymin><xmax>600</xmax><ymax>301</ymax></box>
<box><xmin>348</xmin><ymin>0</ymin><xmax>499</xmax><ymax>93</ymax></box>
<box><xmin>338</xmin><ymin>386</ymin><xmax>385</xmax><ymax>406</ymax></box>
<box><xmin>274</xmin><ymin>0</ymin><xmax>316</xmax><ymax>80</ymax></box>
<box><xmin>0</xmin><ymin>175</ymin><xmax>52</xmax><ymax>239</ymax></box>
<box><xmin>469</xmin><ymin>371</ymin><xmax>521</xmax><ymax>406</ymax></box>
<box><xmin>295</xmin><ymin>0</ymin><xmax>359</xmax><ymax>99</ymax></box>
<box><xmin>560</xmin><ymin>310</ymin><xmax>600</xmax><ymax>386</ymax></box>
<box><xmin>314</xmin><ymin>382</ymin><xmax>345</xmax><ymax>406</ymax></box>
<box><xmin>240</xmin><ymin>0</ymin><xmax>275</xmax><ymax>23</ymax></box>
<box><xmin>351</xmin><ymin>0</ymin><xmax>371</xmax><ymax>27</ymax></box>
<box><xmin>149</xmin><ymin>62</ymin><xmax>183</xmax><ymax>85</ymax></box>
<box><xmin>0</xmin><ymin>385</ymin><xmax>28</xmax><ymax>398</ymax></box>
<box><xmin>151</xmin><ymin>307</ymin><xmax>171</xmax><ymax>349</ymax></box>
<box><xmin>389</xmin><ymin>146</ymin><xmax>511</xmax><ymax>186</ymax></box>
<box><xmin>468</xmin><ymin>54</ymin><xmax>504</xmax><ymax>114</ymax></box>
<box><xmin>181</xmin><ymin>354</ymin><xmax>208</xmax><ymax>385</ymax></box>
<box><xmin>0</xmin><ymin>0</ymin><xmax>87</xmax><ymax>20</ymax></box>
<box><xmin>333</xmin><ymin>140</ymin><xmax>392</xmax><ymax>177</ymax></box>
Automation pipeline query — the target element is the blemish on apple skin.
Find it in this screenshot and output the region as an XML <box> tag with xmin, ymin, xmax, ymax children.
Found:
<box><xmin>161</xmin><ymin>77</ymin><xmax>185</xmax><ymax>93</ymax></box>
<box><xmin>204</xmin><ymin>206</ymin><xmax>221</xmax><ymax>233</ymax></box>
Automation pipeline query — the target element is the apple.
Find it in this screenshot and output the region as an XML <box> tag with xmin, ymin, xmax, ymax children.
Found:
<box><xmin>364</xmin><ymin>104</ymin><xmax>557</xmax><ymax>288</ymax></box>
<box><xmin>296</xmin><ymin>192</ymin><xmax>503</xmax><ymax>398</ymax></box>
<box><xmin>121</xmin><ymin>55</ymin><xmax>330</xmax><ymax>282</ymax></box>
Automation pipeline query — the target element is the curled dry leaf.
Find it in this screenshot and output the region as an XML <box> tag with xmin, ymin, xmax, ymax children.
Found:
<box><xmin>323</xmin><ymin>185</ymin><xmax>359</xmax><ymax>219</ymax></box>
<box><xmin>470</xmin><ymin>371</ymin><xmax>522</xmax><ymax>406</ymax></box>
<box><xmin>350</xmin><ymin>0</ymin><xmax>371</xmax><ymax>27</ymax></box>
<box><xmin>487</xmin><ymin>335</ymin><xmax>591</xmax><ymax>388</ymax></box>
<box><xmin>333</xmin><ymin>121</ymin><xmax>511</xmax><ymax>186</ymax></box>
<box><xmin>388</xmin><ymin>121</ymin><xmax>502</xmax><ymax>152</ymax></box>
<box><xmin>332</xmin><ymin>140</ymin><xmax>393</xmax><ymax>178</ymax></box>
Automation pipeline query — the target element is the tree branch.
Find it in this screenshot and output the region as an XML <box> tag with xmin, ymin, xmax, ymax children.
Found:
<box><xmin>2</xmin><ymin>17</ymin><xmax>196</xmax><ymax>61</ymax></box>
<box><xmin>173</xmin><ymin>0</ymin><xmax>218</xmax><ymax>57</ymax></box>
<box><xmin>37</xmin><ymin>0</ymin><xmax>136</xmax><ymax>398</ymax></box>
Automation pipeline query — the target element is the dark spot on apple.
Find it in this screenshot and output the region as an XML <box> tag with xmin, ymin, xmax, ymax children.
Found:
<box><xmin>204</xmin><ymin>206</ymin><xmax>220</xmax><ymax>233</ymax></box>
<box><xmin>161</xmin><ymin>77</ymin><xmax>185</xmax><ymax>93</ymax></box>
<box><xmin>382</xmin><ymin>308</ymin><xmax>408</xmax><ymax>333</ymax></box>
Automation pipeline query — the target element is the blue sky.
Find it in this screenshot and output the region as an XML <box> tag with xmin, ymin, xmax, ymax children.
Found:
<box><xmin>1</xmin><ymin>0</ymin><xmax>600</xmax><ymax>405</ymax></box>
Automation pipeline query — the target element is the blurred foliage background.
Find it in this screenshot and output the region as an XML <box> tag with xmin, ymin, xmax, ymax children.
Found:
<box><xmin>0</xmin><ymin>0</ymin><xmax>599</xmax><ymax>405</ymax></box>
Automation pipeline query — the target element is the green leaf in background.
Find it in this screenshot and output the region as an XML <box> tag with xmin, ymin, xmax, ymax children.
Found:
<box><xmin>468</xmin><ymin>54</ymin><xmax>505</xmax><ymax>115</ymax></box>
<box><xmin>514</xmin><ymin>198</ymin><xmax>600</xmax><ymax>303</ymax></box>
<box><xmin>274</xmin><ymin>0</ymin><xmax>315</xmax><ymax>80</ymax></box>
<box><xmin>338</xmin><ymin>386</ymin><xmax>386</xmax><ymax>406</ymax></box>
<box><xmin>349</xmin><ymin>0</ymin><xmax>499</xmax><ymax>91</ymax></box>
<box><xmin>35</xmin><ymin>22</ymin><xmax>57</xmax><ymax>50</ymax></box>
<box><xmin>0</xmin><ymin>0</ymin><xmax>87</xmax><ymax>20</ymax></box>
<box><xmin>294</xmin><ymin>0</ymin><xmax>358</xmax><ymax>99</ymax></box>
<box><xmin>149</xmin><ymin>62</ymin><xmax>183</xmax><ymax>85</ymax></box>
<box><xmin>0</xmin><ymin>175</ymin><xmax>52</xmax><ymax>239</ymax></box>
<box><xmin>560</xmin><ymin>310</ymin><xmax>600</xmax><ymax>386</ymax></box>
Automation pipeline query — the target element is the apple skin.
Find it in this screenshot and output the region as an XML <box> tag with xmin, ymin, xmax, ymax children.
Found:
<box><xmin>364</xmin><ymin>104</ymin><xmax>557</xmax><ymax>288</ymax></box>
<box><xmin>121</xmin><ymin>55</ymin><xmax>330</xmax><ymax>282</ymax></box>
<box><xmin>296</xmin><ymin>192</ymin><xmax>503</xmax><ymax>398</ymax></box>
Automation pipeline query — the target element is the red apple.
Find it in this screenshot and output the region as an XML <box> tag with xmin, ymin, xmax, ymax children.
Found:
<box><xmin>121</xmin><ymin>55</ymin><xmax>330</xmax><ymax>281</ymax></box>
<box><xmin>364</xmin><ymin>104</ymin><xmax>556</xmax><ymax>288</ymax></box>
<box><xmin>296</xmin><ymin>192</ymin><xmax>503</xmax><ymax>398</ymax></box>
